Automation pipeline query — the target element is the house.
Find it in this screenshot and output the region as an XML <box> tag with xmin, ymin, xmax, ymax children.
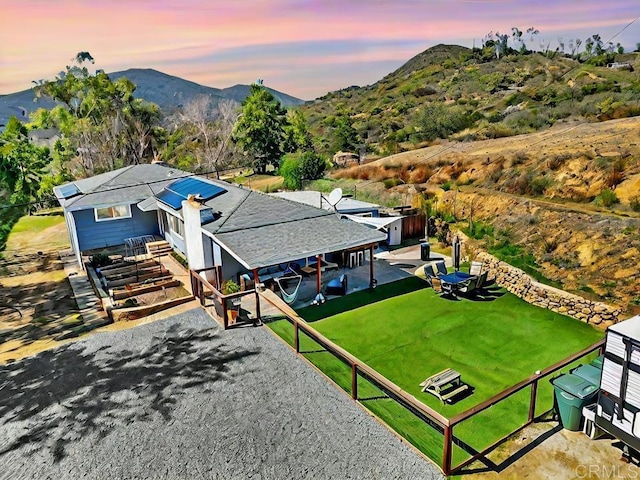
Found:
<box><xmin>270</xmin><ymin>190</ymin><xmax>380</xmax><ymax>217</ymax></box>
<box><xmin>55</xmin><ymin>163</ymin><xmax>386</xmax><ymax>290</ymax></box>
<box><xmin>270</xmin><ymin>190</ymin><xmax>404</xmax><ymax>245</ymax></box>
<box><xmin>54</xmin><ymin>162</ymin><xmax>191</xmax><ymax>267</ymax></box>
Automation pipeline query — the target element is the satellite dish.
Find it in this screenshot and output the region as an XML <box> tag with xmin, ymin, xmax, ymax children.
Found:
<box><xmin>328</xmin><ymin>188</ymin><xmax>343</xmax><ymax>206</ymax></box>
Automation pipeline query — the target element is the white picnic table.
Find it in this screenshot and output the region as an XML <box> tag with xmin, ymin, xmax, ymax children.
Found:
<box><xmin>419</xmin><ymin>368</ymin><xmax>470</xmax><ymax>403</ymax></box>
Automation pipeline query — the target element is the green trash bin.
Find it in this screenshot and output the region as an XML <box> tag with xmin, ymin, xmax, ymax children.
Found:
<box><xmin>590</xmin><ymin>355</ymin><xmax>604</xmax><ymax>370</ymax></box>
<box><xmin>571</xmin><ymin>364</ymin><xmax>602</xmax><ymax>387</ymax></box>
<box><xmin>552</xmin><ymin>373</ymin><xmax>598</xmax><ymax>431</ymax></box>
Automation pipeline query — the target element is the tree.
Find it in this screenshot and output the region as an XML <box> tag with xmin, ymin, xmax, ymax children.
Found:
<box><xmin>329</xmin><ymin>112</ymin><xmax>360</xmax><ymax>152</ymax></box>
<box><xmin>34</xmin><ymin>52</ymin><xmax>163</xmax><ymax>175</ymax></box>
<box><xmin>592</xmin><ymin>34</ymin><xmax>604</xmax><ymax>55</ymax></box>
<box><xmin>526</xmin><ymin>27</ymin><xmax>540</xmax><ymax>50</ymax></box>
<box><xmin>172</xmin><ymin>95</ymin><xmax>239</xmax><ymax>175</ymax></box>
<box><xmin>0</xmin><ymin>116</ymin><xmax>51</xmax><ymax>204</ymax></box>
<box><xmin>511</xmin><ymin>28</ymin><xmax>524</xmax><ymax>51</ymax></box>
<box><xmin>283</xmin><ymin>109</ymin><xmax>313</xmax><ymax>153</ymax></box>
<box><xmin>495</xmin><ymin>32</ymin><xmax>509</xmax><ymax>59</ymax></box>
<box><xmin>232</xmin><ymin>84</ymin><xmax>288</xmax><ymax>174</ymax></box>
<box><xmin>584</xmin><ymin>37</ymin><xmax>594</xmax><ymax>57</ymax></box>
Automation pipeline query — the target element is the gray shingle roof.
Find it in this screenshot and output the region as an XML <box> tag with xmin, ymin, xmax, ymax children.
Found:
<box><xmin>200</xmin><ymin>187</ymin><xmax>386</xmax><ymax>269</ymax></box>
<box><xmin>215</xmin><ymin>214</ymin><xmax>386</xmax><ymax>269</ymax></box>
<box><xmin>54</xmin><ymin>163</ymin><xmax>190</xmax><ymax>210</ymax></box>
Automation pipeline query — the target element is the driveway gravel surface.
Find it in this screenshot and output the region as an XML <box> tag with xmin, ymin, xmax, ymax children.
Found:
<box><xmin>0</xmin><ymin>307</ymin><xmax>443</xmax><ymax>480</ymax></box>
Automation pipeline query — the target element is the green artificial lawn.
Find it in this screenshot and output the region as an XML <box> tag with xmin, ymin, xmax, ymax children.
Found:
<box><xmin>268</xmin><ymin>278</ymin><xmax>604</xmax><ymax>468</ymax></box>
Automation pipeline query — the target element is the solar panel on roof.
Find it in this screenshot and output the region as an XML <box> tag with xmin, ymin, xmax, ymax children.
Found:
<box><xmin>58</xmin><ymin>183</ymin><xmax>80</xmax><ymax>199</ymax></box>
<box><xmin>156</xmin><ymin>177</ymin><xmax>227</xmax><ymax>210</ymax></box>
<box><xmin>167</xmin><ymin>177</ymin><xmax>226</xmax><ymax>202</ymax></box>
<box><xmin>156</xmin><ymin>189</ymin><xmax>185</xmax><ymax>210</ymax></box>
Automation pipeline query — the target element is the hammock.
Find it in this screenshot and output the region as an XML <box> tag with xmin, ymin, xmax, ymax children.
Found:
<box><xmin>274</xmin><ymin>268</ymin><xmax>303</xmax><ymax>304</ymax></box>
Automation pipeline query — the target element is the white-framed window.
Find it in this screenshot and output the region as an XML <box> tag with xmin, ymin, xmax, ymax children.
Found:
<box><xmin>94</xmin><ymin>204</ymin><xmax>131</xmax><ymax>222</ymax></box>
<box><xmin>167</xmin><ymin>214</ymin><xmax>184</xmax><ymax>238</ymax></box>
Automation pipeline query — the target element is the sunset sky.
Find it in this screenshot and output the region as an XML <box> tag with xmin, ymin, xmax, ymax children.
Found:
<box><xmin>1</xmin><ymin>1</ymin><xmax>638</xmax><ymax>100</ymax></box>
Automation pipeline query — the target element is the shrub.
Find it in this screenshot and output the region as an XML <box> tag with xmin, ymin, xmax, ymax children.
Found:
<box><xmin>530</xmin><ymin>176</ymin><xmax>552</xmax><ymax>195</ymax></box>
<box><xmin>222</xmin><ymin>279</ymin><xmax>241</xmax><ymax>295</ymax></box>
<box><xmin>512</xmin><ymin>151</ymin><xmax>529</xmax><ymax>165</ymax></box>
<box><xmin>547</xmin><ymin>153</ymin><xmax>571</xmax><ymax>170</ymax></box>
<box><xmin>90</xmin><ymin>253</ymin><xmax>112</xmax><ymax>268</ymax></box>
<box><xmin>408</xmin><ymin>165</ymin><xmax>433</xmax><ymax>184</ymax></box>
<box><xmin>441</xmin><ymin>181</ymin><xmax>451</xmax><ymax>191</ymax></box>
<box><xmin>383</xmin><ymin>178</ymin><xmax>402</xmax><ymax>189</ymax></box>
<box><xmin>595</xmin><ymin>188</ymin><xmax>620</xmax><ymax>207</ymax></box>
<box><xmin>630</xmin><ymin>196</ymin><xmax>640</xmax><ymax>212</ymax></box>
<box><xmin>280</xmin><ymin>152</ymin><xmax>327</xmax><ymax>190</ymax></box>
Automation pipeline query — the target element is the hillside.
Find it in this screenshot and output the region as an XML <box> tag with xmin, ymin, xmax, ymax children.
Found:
<box><xmin>320</xmin><ymin>116</ymin><xmax>640</xmax><ymax>314</ymax></box>
<box><xmin>302</xmin><ymin>44</ymin><xmax>640</xmax><ymax>156</ymax></box>
<box><xmin>0</xmin><ymin>68</ymin><xmax>304</xmax><ymax>127</ymax></box>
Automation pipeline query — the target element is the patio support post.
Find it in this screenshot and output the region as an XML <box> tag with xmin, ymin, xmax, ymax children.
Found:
<box><xmin>222</xmin><ymin>298</ymin><xmax>228</xmax><ymax>329</ymax></box>
<box><xmin>443</xmin><ymin>424</ymin><xmax>453</xmax><ymax>476</ymax></box>
<box><xmin>351</xmin><ymin>363</ymin><xmax>358</xmax><ymax>400</ymax></box>
<box><xmin>529</xmin><ymin>379</ymin><xmax>538</xmax><ymax>423</ymax></box>
<box><xmin>316</xmin><ymin>254</ymin><xmax>322</xmax><ymax>294</ymax></box>
<box><xmin>369</xmin><ymin>245</ymin><xmax>374</xmax><ymax>286</ymax></box>
<box><xmin>253</xmin><ymin>268</ymin><xmax>262</xmax><ymax>323</ymax></box>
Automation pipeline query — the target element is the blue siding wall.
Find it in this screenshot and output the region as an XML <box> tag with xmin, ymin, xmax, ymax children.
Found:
<box><xmin>73</xmin><ymin>206</ymin><xmax>159</xmax><ymax>251</ymax></box>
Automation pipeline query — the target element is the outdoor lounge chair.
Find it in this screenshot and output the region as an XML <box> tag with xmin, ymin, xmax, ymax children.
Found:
<box><xmin>434</xmin><ymin>261</ymin><xmax>448</xmax><ymax>277</ymax></box>
<box><xmin>325</xmin><ymin>274</ymin><xmax>347</xmax><ymax>296</ymax></box>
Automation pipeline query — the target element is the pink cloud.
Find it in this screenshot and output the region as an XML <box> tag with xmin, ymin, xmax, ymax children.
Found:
<box><xmin>1</xmin><ymin>0</ymin><xmax>638</xmax><ymax>98</ymax></box>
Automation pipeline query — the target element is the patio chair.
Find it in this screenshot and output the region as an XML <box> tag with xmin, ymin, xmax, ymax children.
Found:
<box><xmin>325</xmin><ymin>274</ymin><xmax>347</xmax><ymax>296</ymax></box>
<box><xmin>475</xmin><ymin>271</ymin><xmax>488</xmax><ymax>290</ymax></box>
<box><xmin>434</xmin><ymin>261</ymin><xmax>448</xmax><ymax>277</ymax></box>
<box><xmin>424</xmin><ymin>264</ymin><xmax>437</xmax><ymax>278</ymax></box>
<box><xmin>469</xmin><ymin>260</ymin><xmax>484</xmax><ymax>276</ymax></box>
<box><xmin>458</xmin><ymin>278</ymin><xmax>477</xmax><ymax>295</ymax></box>
<box><xmin>431</xmin><ymin>276</ymin><xmax>443</xmax><ymax>294</ymax></box>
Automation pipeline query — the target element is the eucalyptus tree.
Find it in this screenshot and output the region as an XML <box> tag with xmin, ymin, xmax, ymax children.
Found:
<box><xmin>34</xmin><ymin>52</ymin><xmax>163</xmax><ymax>176</ymax></box>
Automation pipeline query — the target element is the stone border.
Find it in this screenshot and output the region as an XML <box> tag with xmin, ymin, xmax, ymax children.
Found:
<box><xmin>476</xmin><ymin>252</ymin><xmax>621</xmax><ymax>327</ymax></box>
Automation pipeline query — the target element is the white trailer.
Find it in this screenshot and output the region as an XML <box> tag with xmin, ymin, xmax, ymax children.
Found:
<box><xmin>595</xmin><ymin>315</ymin><xmax>640</xmax><ymax>454</ymax></box>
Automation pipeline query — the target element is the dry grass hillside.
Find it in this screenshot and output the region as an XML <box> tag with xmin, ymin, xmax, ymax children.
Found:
<box><xmin>327</xmin><ymin>116</ymin><xmax>640</xmax><ymax>314</ymax></box>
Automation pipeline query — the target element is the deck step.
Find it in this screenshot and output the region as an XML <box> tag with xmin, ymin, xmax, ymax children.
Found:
<box><xmin>146</xmin><ymin>240</ymin><xmax>173</xmax><ymax>256</ymax></box>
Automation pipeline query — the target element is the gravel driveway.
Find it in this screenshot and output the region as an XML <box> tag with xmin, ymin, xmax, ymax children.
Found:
<box><xmin>0</xmin><ymin>308</ymin><xmax>443</xmax><ymax>480</ymax></box>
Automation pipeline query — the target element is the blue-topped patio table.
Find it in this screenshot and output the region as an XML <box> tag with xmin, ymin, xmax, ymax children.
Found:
<box><xmin>439</xmin><ymin>271</ymin><xmax>475</xmax><ymax>295</ymax></box>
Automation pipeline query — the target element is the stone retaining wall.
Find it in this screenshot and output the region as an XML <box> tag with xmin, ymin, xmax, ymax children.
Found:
<box><xmin>476</xmin><ymin>252</ymin><xmax>622</xmax><ymax>328</ymax></box>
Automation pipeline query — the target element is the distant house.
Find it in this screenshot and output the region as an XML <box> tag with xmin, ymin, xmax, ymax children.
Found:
<box><xmin>28</xmin><ymin>128</ymin><xmax>60</xmax><ymax>147</ymax></box>
<box><xmin>270</xmin><ymin>190</ymin><xmax>380</xmax><ymax>217</ymax></box>
<box><xmin>270</xmin><ymin>190</ymin><xmax>405</xmax><ymax>245</ymax></box>
<box><xmin>55</xmin><ymin>163</ymin><xmax>386</xmax><ymax>287</ymax></box>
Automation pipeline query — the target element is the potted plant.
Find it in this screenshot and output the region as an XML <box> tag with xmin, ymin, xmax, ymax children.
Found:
<box><xmin>222</xmin><ymin>279</ymin><xmax>242</xmax><ymax>305</ymax></box>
